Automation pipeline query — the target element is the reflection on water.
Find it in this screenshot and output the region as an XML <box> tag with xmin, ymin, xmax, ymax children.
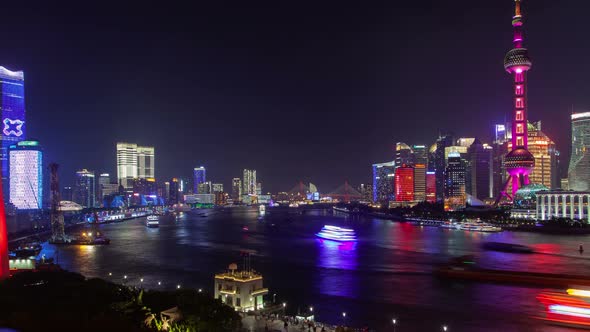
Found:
<box><xmin>39</xmin><ymin>208</ymin><xmax>590</xmax><ymax>331</ymax></box>
<box><xmin>315</xmin><ymin>238</ymin><xmax>358</xmax><ymax>299</ymax></box>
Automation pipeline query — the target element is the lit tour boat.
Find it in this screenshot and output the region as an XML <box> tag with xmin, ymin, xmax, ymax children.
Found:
<box><xmin>316</xmin><ymin>225</ymin><xmax>357</xmax><ymax>242</ymax></box>
<box><xmin>146</xmin><ymin>215</ymin><xmax>160</xmax><ymax>228</ymax></box>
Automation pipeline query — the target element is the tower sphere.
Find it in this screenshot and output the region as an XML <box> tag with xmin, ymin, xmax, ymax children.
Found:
<box><xmin>504</xmin><ymin>147</ymin><xmax>535</xmax><ymax>172</ymax></box>
<box><xmin>504</xmin><ymin>48</ymin><xmax>532</xmax><ymax>72</ymax></box>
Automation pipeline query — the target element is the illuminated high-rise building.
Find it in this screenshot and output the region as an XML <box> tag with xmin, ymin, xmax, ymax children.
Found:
<box><xmin>499</xmin><ymin>0</ymin><xmax>535</xmax><ymax>201</ymax></box>
<box><xmin>444</xmin><ymin>153</ymin><xmax>466</xmax><ymax>211</ymax></box>
<box><xmin>193</xmin><ymin>166</ymin><xmax>206</xmax><ymax>193</ymax></box>
<box><xmin>232</xmin><ymin>178</ymin><xmax>242</xmax><ymax>202</ymax></box>
<box><xmin>434</xmin><ymin>134</ymin><xmax>455</xmax><ymax>202</ymax></box>
<box><xmin>0</xmin><ymin>66</ymin><xmax>26</xmax><ymax>197</ymax></box>
<box><xmin>198</xmin><ymin>181</ymin><xmax>212</xmax><ymax>194</ymax></box>
<box><xmin>73</xmin><ymin>169</ymin><xmax>96</xmax><ymax>208</ymax></box>
<box><xmin>568</xmin><ymin>112</ymin><xmax>590</xmax><ymax>191</ymax></box>
<box><xmin>395</xmin><ymin>165</ymin><xmax>414</xmax><ymax>202</ymax></box>
<box><xmin>413</xmin><ymin>145</ymin><xmax>428</xmax><ymax>201</ymax></box>
<box><xmin>395</xmin><ymin>143</ymin><xmax>413</xmax><ymax>167</ymax></box>
<box><xmin>212</xmin><ymin>183</ymin><xmax>223</xmax><ymax>193</ymax></box>
<box><xmin>426</xmin><ymin>172</ymin><xmax>436</xmax><ymax>203</ymax></box>
<box><xmin>9</xmin><ymin>141</ymin><xmax>42</xmax><ymax>210</ymax></box>
<box><xmin>467</xmin><ymin>139</ymin><xmax>494</xmax><ymax>201</ymax></box>
<box><xmin>243</xmin><ymin>169</ymin><xmax>257</xmax><ymax>195</ymax></box>
<box><xmin>372</xmin><ymin>161</ymin><xmax>395</xmax><ymax>203</ymax></box>
<box><xmin>117</xmin><ymin>143</ymin><xmax>138</xmax><ymax>188</ymax></box>
<box><xmin>137</xmin><ymin>146</ymin><xmax>155</xmax><ymax>179</ymax></box>
<box><xmin>527</xmin><ymin>121</ymin><xmax>558</xmax><ymax>189</ymax></box>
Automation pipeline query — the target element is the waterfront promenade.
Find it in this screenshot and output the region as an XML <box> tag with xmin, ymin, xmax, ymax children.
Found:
<box><xmin>242</xmin><ymin>314</ymin><xmax>357</xmax><ymax>332</ymax></box>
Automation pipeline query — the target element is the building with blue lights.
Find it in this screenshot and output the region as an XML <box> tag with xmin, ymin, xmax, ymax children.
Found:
<box><xmin>194</xmin><ymin>166</ymin><xmax>206</xmax><ymax>193</ymax></box>
<box><xmin>9</xmin><ymin>141</ymin><xmax>42</xmax><ymax>210</ymax></box>
<box><xmin>73</xmin><ymin>169</ymin><xmax>96</xmax><ymax>208</ymax></box>
<box><xmin>372</xmin><ymin>161</ymin><xmax>395</xmax><ymax>203</ymax></box>
<box><xmin>0</xmin><ymin>66</ymin><xmax>26</xmax><ymax>198</ymax></box>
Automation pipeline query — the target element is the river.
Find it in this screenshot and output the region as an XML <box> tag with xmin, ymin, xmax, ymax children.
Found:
<box><xmin>41</xmin><ymin>207</ymin><xmax>590</xmax><ymax>331</ymax></box>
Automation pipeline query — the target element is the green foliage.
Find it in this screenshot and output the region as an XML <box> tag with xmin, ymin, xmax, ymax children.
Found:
<box><xmin>0</xmin><ymin>271</ymin><xmax>240</xmax><ymax>332</ymax></box>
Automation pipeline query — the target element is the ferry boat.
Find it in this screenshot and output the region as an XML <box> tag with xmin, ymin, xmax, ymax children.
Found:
<box><xmin>10</xmin><ymin>242</ymin><xmax>43</xmax><ymax>258</ymax></box>
<box><xmin>146</xmin><ymin>215</ymin><xmax>160</xmax><ymax>228</ymax></box>
<box><xmin>482</xmin><ymin>242</ymin><xmax>534</xmax><ymax>254</ymax></box>
<box><xmin>316</xmin><ymin>225</ymin><xmax>357</xmax><ymax>242</ymax></box>
<box><xmin>458</xmin><ymin>222</ymin><xmax>502</xmax><ymax>232</ymax></box>
<box><xmin>49</xmin><ymin>231</ymin><xmax>110</xmax><ymax>245</ymax></box>
<box><xmin>436</xmin><ymin>256</ymin><xmax>590</xmax><ymax>287</ymax></box>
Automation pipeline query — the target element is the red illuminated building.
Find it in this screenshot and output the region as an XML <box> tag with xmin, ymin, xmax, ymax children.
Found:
<box><xmin>395</xmin><ymin>165</ymin><xmax>414</xmax><ymax>202</ymax></box>
<box><xmin>426</xmin><ymin>172</ymin><xmax>436</xmax><ymax>203</ymax></box>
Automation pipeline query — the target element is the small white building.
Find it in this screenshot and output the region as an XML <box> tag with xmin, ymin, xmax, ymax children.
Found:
<box><xmin>214</xmin><ymin>263</ymin><xmax>268</xmax><ymax>312</ymax></box>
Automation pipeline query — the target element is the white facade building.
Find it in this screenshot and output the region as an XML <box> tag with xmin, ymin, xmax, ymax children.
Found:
<box><xmin>9</xmin><ymin>141</ymin><xmax>42</xmax><ymax>209</ymax></box>
<box><xmin>536</xmin><ymin>190</ymin><xmax>590</xmax><ymax>221</ymax></box>
<box><xmin>117</xmin><ymin>143</ymin><xmax>155</xmax><ymax>188</ymax></box>
<box><xmin>214</xmin><ymin>263</ymin><xmax>268</xmax><ymax>312</ymax></box>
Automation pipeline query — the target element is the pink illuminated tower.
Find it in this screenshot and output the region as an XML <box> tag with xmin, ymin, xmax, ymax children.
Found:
<box><xmin>499</xmin><ymin>0</ymin><xmax>535</xmax><ymax>201</ymax></box>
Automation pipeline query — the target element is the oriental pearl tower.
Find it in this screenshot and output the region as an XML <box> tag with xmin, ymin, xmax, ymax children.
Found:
<box><xmin>499</xmin><ymin>0</ymin><xmax>535</xmax><ymax>201</ymax></box>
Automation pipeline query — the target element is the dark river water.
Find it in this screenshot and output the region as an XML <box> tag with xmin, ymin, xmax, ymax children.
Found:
<box><xmin>41</xmin><ymin>207</ymin><xmax>590</xmax><ymax>331</ymax></box>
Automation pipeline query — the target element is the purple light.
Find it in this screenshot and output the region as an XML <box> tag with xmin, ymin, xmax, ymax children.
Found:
<box><xmin>316</xmin><ymin>225</ymin><xmax>357</xmax><ymax>242</ymax></box>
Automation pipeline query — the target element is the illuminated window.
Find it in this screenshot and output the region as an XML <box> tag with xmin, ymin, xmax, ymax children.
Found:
<box><xmin>515</xmin><ymin>85</ymin><xmax>523</xmax><ymax>95</ymax></box>
<box><xmin>515</xmin><ymin>72</ymin><xmax>524</xmax><ymax>82</ymax></box>
<box><xmin>516</xmin><ymin>124</ymin><xmax>524</xmax><ymax>134</ymax></box>
<box><xmin>516</xmin><ymin>111</ymin><xmax>523</xmax><ymax>121</ymax></box>
<box><xmin>516</xmin><ymin>98</ymin><xmax>524</xmax><ymax>108</ymax></box>
<box><xmin>516</xmin><ymin>137</ymin><xmax>524</xmax><ymax>146</ymax></box>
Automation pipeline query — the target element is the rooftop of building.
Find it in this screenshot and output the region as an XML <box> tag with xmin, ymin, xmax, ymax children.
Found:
<box><xmin>215</xmin><ymin>264</ymin><xmax>263</xmax><ymax>282</ymax></box>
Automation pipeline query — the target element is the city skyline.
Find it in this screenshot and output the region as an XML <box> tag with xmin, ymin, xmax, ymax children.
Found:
<box><xmin>0</xmin><ymin>1</ymin><xmax>588</xmax><ymax>193</ymax></box>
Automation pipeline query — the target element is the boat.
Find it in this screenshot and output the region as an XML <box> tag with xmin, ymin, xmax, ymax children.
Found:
<box><xmin>316</xmin><ymin>225</ymin><xmax>357</xmax><ymax>242</ymax></box>
<box><xmin>146</xmin><ymin>215</ymin><xmax>160</xmax><ymax>228</ymax></box>
<box><xmin>440</xmin><ymin>221</ymin><xmax>460</xmax><ymax>229</ymax></box>
<box><xmin>436</xmin><ymin>256</ymin><xmax>590</xmax><ymax>287</ymax></box>
<box><xmin>49</xmin><ymin>231</ymin><xmax>110</xmax><ymax>245</ymax></box>
<box><xmin>458</xmin><ymin>222</ymin><xmax>502</xmax><ymax>232</ymax></box>
<box><xmin>537</xmin><ymin>290</ymin><xmax>590</xmax><ymax>329</ymax></box>
<box><xmin>10</xmin><ymin>242</ymin><xmax>43</xmax><ymax>258</ymax></box>
<box><xmin>333</xmin><ymin>206</ymin><xmax>360</xmax><ymax>214</ymax></box>
<box><xmin>482</xmin><ymin>242</ymin><xmax>534</xmax><ymax>254</ymax></box>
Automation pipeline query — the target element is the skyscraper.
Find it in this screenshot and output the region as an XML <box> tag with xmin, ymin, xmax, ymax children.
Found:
<box><xmin>395</xmin><ymin>165</ymin><xmax>414</xmax><ymax>202</ymax></box>
<box><xmin>243</xmin><ymin>169</ymin><xmax>257</xmax><ymax>195</ymax></box>
<box><xmin>0</xmin><ymin>67</ymin><xmax>26</xmax><ymax>197</ymax></box>
<box><xmin>568</xmin><ymin>112</ymin><xmax>590</xmax><ymax>191</ymax></box>
<box><xmin>444</xmin><ymin>153</ymin><xmax>466</xmax><ymax>211</ymax></box>
<box><xmin>435</xmin><ymin>134</ymin><xmax>454</xmax><ymax>202</ymax></box>
<box><xmin>395</xmin><ymin>143</ymin><xmax>413</xmax><ymax>167</ymax></box>
<box><xmin>117</xmin><ymin>143</ymin><xmax>138</xmax><ymax>188</ymax></box>
<box><xmin>372</xmin><ymin>161</ymin><xmax>395</xmax><ymax>203</ymax></box>
<box><xmin>169</xmin><ymin>178</ymin><xmax>180</xmax><ymax>204</ymax></box>
<box><xmin>528</xmin><ymin>121</ymin><xmax>558</xmax><ymax>189</ymax></box>
<box><xmin>98</xmin><ymin>173</ymin><xmax>110</xmax><ymax>201</ymax></box>
<box><xmin>193</xmin><ymin>166</ymin><xmax>206</xmax><ymax>193</ymax></box>
<box><xmin>212</xmin><ymin>183</ymin><xmax>224</xmax><ymax>193</ymax></box>
<box><xmin>413</xmin><ymin>145</ymin><xmax>428</xmax><ymax>201</ymax></box>
<box><xmin>500</xmin><ymin>0</ymin><xmax>535</xmax><ymax>200</ymax></box>
<box><xmin>232</xmin><ymin>178</ymin><xmax>242</xmax><ymax>202</ymax></box>
<box><xmin>426</xmin><ymin>172</ymin><xmax>436</xmax><ymax>203</ymax></box>
<box><xmin>137</xmin><ymin>146</ymin><xmax>155</xmax><ymax>179</ymax></box>
<box><xmin>73</xmin><ymin>169</ymin><xmax>96</xmax><ymax>208</ymax></box>
<box><xmin>9</xmin><ymin>141</ymin><xmax>42</xmax><ymax>210</ymax></box>
<box><xmin>467</xmin><ymin>139</ymin><xmax>493</xmax><ymax>201</ymax></box>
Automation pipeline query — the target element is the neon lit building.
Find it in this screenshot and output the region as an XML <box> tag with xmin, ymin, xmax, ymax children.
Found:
<box><xmin>499</xmin><ymin>0</ymin><xmax>535</xmax><ymax>200</ymax></box>
<box><xmin>9</xmin><ymin>141</ymin><xmax>42</xmax><ymax>210</ymax></box>
<box><xmin>568</xmin><ymin>112</ymin><xmax>590</xmax><ymax>191</ymax></box>
<box><xmin>527</xmin><ymin>122</ymin><xmax>558</xmax><ymax>189</ymax></box>
<box><xmin>395</xmin><ymin>142</ymin><xmax>413</xmax><ymax>168</ymax></box>
<box><xmin>395</xmin><ymin>165</ymin><xmax>414</xmax><ymax>202</ymax></box>
<box><xmin>413</xmin><ymin>145</ymin><xmax>428</xmax><ymax>201</ymax></box>
<box><xmin>243</xmin><ymin>169</ymin><xmax>257</xmax><ymax>195</ymax></box>
<box><xmin>426</xmin><ymin>172</ymin><xmax>436</xmax><ymax>203</ymax></box>
<box><xmin>372</xmin><ymin>161</ymin><xmax>395</xmax><ymax>203</ymax></box>
<box><xmin>193</xmin><ymin>166</ymin><xmax>206</xmax><ymax>193</ymax></box>
<box><xmin>0</xmin><ymin>67</ymin><xmax>26</xmax><ymax>198</ymax></box>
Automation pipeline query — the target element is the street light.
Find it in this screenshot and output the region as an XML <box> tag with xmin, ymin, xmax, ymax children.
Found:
<box><xmin>108</xmin><ymin>272</ymin><xmax>112</xmax><ymax>276</ymax></box>
<box><xmin>282</xmin><ymin>302</ymin><xmax>286</xmax><ymax>308</ymax></box>
<box><xmin>198</xmin><ymin>288</ymin><xmax>202</xmax><ymax>293</ymax></box>
<box><xmin>140</xmin><ymin>278</ymin><xmax>144</xmax><ymax>283</ymax></box>
<box><xmin>342</xmin><ymin>312</ymin><xmax>346</xmax><ymax>318</ymax></box>
<box><xmin>309</xmin><ymin>306</ymin><xmax>313</xmax><ymax>312</ymax></box>
<box><xmin>123</xmin><ymin>275</ymin><xmax>127</xmax><ymax>279</ymax></box>
<box><xmin>158</xmin><ymin>281</ymin><xmax>161</xmax><ymax>286</ymax></box>
<box><xmin>392</xmin><ymin>318</ymin><xmax>397</xmax><ymax>332</ymax></box>
<box><xmin>273</xmin><ymin>293</ymin><xmax>277</xmax><ymax>303</ymax></box>
<box><xmin>443</xmin><ymin>325</ymin><xmax>448</xmax><ymax>332</ymax></box>
<box><xmin>177</xmin><ymin>284</ymin><xmax>181</xmax><ymax>289</ymax></box>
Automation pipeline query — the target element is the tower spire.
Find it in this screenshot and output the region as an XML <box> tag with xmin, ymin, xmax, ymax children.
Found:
<box><xmin>512</xmin><ymin>0</ymin><xmax>524</xmax><ymax>48</ymax></box>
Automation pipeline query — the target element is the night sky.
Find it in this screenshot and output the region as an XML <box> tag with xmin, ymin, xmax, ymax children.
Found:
<box><xmin>1</xmin><ymin>1</ymin><xmax>588</xmax><ymax>193</ymax></box>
